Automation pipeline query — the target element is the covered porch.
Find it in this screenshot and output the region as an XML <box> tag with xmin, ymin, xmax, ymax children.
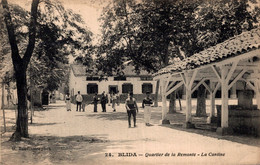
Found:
<box><xmin>153</xmin><ymin>28</ymin><xmax>260</xmax><ymax>135</ymax></box>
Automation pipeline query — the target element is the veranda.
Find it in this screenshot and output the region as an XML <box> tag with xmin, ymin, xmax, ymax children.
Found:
<box><xmin>154</xmin><ymin>28</ymin><xmax>260</xmax><ymax>135</ymax></box>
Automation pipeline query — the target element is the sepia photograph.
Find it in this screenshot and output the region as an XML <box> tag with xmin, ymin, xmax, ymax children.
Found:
<box><xmin>0</xmin><ymin>0</ymin><xmax>260</xmax><ymax>164</ymax></box>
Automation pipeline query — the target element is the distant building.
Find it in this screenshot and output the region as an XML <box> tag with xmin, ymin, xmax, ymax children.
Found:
<box><xmin>69</xmin><ymin>64</ymin><xmax>157</xmax><ymax>103</ymax></box>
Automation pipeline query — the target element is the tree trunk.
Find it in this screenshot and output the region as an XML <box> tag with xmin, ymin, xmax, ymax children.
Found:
<box><xmin>196</xmin><ymin>85</ymin><xmax>207</xmax><ymax>117</ymax></box>
<box><xmin>169</xmin><ymin>91</ymin><xmax>176</xmax><ymax>113</ymax></box>
<box><xmin>154</xmin><ymin>80</ymin><xmax>159</xmax><ymax>107</ymax></box>
<box><xmin>177</xmin><ymin>91</ymin><xmax>182</xmax><ymax>111</ymax></box>
<box><xmin>2</xmin><ymin>0</ymin><xmax>40</xmax><ymax>141</ymax></box>
<box><xmin>11</xmin><ymin>64</ymin><xmax>29</xmax><ymax>140</ymax></box>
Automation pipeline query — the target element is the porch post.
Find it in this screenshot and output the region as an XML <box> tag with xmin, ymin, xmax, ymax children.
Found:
<box><xmin>182</xmin><ymin>70</ymin><xmax>197</xmax><ymax>128</ymax></box>
<box><xmin>221</xmin><ymin>66</ymin><xmax>229</xmax><ymax>128</ymax></box>
<box><xmin>209</xmin><ymin>81</ymin><xmax>216</xmax><ymax>118</ymax></box>
<box><xmin>254</xmin><ymin>70</ymin><xmax>260</xmax><ymax>110</ymax></box>
<box><xmin>216</xmin><ymin>65</ymin><xmax>233</xmax><ymax>135</ymax></box>
<box><xmin>182</xmin><ymin>86</ymin><xmax>186</xmax><ymax>99</ymax></box>
<box><xmin>185</xmin><ymin>82</ymin><xmax>192</xmax><ymax>123</ymax></box>
<box><xmin>207</xmin><ymin>81</ymin><xmax>221</xmax><ymax>124</ymax></box>
<box><xmin>230</xmin><ymin>83</ymin><xmax>237</xmax><ymax>99</ymax></box>
<box><xmin>160</xmin><ymin>80</ymin><xmax>170</xmax><ymax>124</ymax></box>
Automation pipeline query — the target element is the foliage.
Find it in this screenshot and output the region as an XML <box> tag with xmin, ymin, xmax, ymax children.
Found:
<box><xmin>94</xmin><ymin>0</ymin><xmax>259</xmax><ymax>75</ymax></box>
<box><xmin>1</xmin><ymin>0</ymin><xmax>93</xmax><ymax>139</ymax></box>
<box><xmin>0</xmin><ymin>1</ymin><xmax>93</xmax><ymax>92</ymax></box>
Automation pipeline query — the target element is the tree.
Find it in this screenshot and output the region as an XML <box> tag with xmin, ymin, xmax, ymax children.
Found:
<box><xmin>96</xmin><ymin>0</ymin><xmax>199</xmax><ymax>112</ymax></box>
<box><xmin>193</xmin><ymin>0</ymin><xmax>259</xmax><ymax>116</ymax></box>
<box><xmin>1</xmin><ymin>0</ymin><xmax>40</xmax><ymax>140</ymax></box>
<box><xmin>1</xmin><ymin>0</ymin><xmax>92</xmax><ymax>140</ymax></box>
<box><xmin>95</xmin><ymin>0</ymin><xmax>259</xmax><ymax>115</ymax></box>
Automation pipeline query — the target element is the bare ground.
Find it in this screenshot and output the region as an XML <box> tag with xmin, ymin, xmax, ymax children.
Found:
<box><xmin>1</xmin><ymin>100</ymin><xmax>260</xmax><ymax>165</ymax></box>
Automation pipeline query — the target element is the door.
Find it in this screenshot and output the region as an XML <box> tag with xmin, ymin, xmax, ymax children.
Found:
<box><xmin>109</xmin><ymin>85</ymin><xmax>118</xmax><ymax>94</ymax></box>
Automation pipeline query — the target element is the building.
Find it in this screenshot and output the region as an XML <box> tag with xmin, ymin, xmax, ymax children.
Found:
<box><xmin>154</xmin><ymin>27</ymin><xmax>260</xmax><ymax>136</ymax></box>
<box><xmin>69</xmin><ymin>64</ymin><xmax>157</xmax><ymax>103</ymax></box>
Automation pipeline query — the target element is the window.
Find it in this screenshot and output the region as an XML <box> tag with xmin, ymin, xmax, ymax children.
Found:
<box><xmin>142</xmin><ymin>83</ymin><xmax>153</xmax><ymax>94</ymax></box>
<box><xmin>86</xmin><ymin>77</ymin><xmax>99</xmax><ymax>81</ymax></box>
<box><xmin>122</xmin><ymin>83</ymin><xmax>133</xmax><ymax>93</ymax></box>
<box><xmin>114</xmin><ymin>76</ymin><xmax>126</xmax><ymax>81</ymax></box>
<box><xmin>87</xmin><ymin>83</ymin><xmax>98</xmax><ymax>94</ymax></box>
<box><xmin>140</xmin><ymin>76</ymin><xmax>153</xmax><ymax>81</ymax></box>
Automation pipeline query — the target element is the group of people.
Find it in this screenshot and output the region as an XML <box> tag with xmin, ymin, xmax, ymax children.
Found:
<box><xmin>125</xmin><ymin>92</ymin><xmax>153</xmax><ymax>127</ymax></box>
<box><xmin>65</xmin><ymin>91</ymin><xmax>119</xmax><ymax>113</ymax></box>
<box><xmin>65</xmin><ymin>91</ymin><xmax>154</xmax><ymax>128</ymax></box>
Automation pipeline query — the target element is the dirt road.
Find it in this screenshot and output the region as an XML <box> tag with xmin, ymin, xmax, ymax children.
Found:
<box><xmin>1</xmin><ymin>101</ymin><xmax>260</xmax><ymax>165</ymax></box>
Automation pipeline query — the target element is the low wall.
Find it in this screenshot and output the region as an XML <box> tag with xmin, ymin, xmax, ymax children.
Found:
<box><xmin>216</xmin><ymin>105</ymin><xmax>260</xmax><ymax>136</ymax></box>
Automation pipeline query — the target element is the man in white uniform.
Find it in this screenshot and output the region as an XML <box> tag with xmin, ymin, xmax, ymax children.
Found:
<box><xmin>142</xmin><ymin>92</ymin><xmax>153</xmax><ymax>126</ymax></box>
<box><xmin>76</xmin><ymin>91</ymin><xmax>83</xmax><ymax>112</ymax></box>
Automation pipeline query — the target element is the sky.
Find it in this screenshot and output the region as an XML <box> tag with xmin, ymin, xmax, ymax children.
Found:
<box><xmin>61</xmin><ymin>0</ymin><xmax>107</xmax><ymax>36</ymax></box>
<box><xmin>8</xmin><ymin>0</ymin><xmax>108</xmax><ymax>36</ymax></box>
<box><xmin>8</xmin><ymin>0</ymin><xmax>109</xmax><ymax>62</ymax></box>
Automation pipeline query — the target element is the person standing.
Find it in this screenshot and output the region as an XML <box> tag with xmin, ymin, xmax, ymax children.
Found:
<box><xmin>111</xmin><ymin>92</ymin><xmax>117</xmax><ymax>112</ymax></box>
<box><xmin>76</xmin><ymin>91</ymin><xmax>83</xmax><ymax>112</ymax></box>
<box><xmin>125</xmin><ymin>92</ymin><xmax>138</xmax><ymax>128</ymax></box>
<box><xmin>107</xmin><ymin>93</ymin><xmax>111</xmax><ymax>106</ymax></box>
<box><xmin>82</xmin><ymin>101</ymin><xmax>86</xmax><ymax>112</ymax></box>
<box><xmin>101</xmin><ymin>91</ymin><xmax>107</xmax><ymax>112</ymax></box>
<box><xmin>116</xmin><ymin>91</ymin><xmax>120</xmax><ymax>106</ymax></box>
<box><xmin>65</xmin><ymin>93</ymin><xmax>71</xmax><ymax>111</ymax></box>
<box><xmin>93</xmin><ymin>93</ymin><xmax>99</xmax><ymax>112</ymax></box>
<box><xmin>142</xmin><ymin>92</ymin><xmax>153</xmax><ymax>126</ymax></box>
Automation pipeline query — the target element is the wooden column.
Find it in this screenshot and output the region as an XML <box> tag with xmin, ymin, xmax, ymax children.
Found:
<box><xmin>221</xmin><ymin>66</ymin><xmax>229</xmax><ymax>128</ymax></box>
<box><xmin>2</xmin><ymin>82</ymin><xmax>6</xmax><ymax>133</ymax></box>
<box><xmin>214</xmin><ymin>61</ymin><xmax>239</xmax><ymax>135</ymax></box>
<box><xmin>185</xmin><ymin>83</ymin><xmax>192</xmax><ymax>122</ymax></box>
<box><xmin>154</xmin><ymin>80</ymin><xmax>160</xmax><ymax>107</ymax></box>
<box><xmin>254</xmin><ymin>70</ymin><xmax>260</xmax><ymax>109</ymax></box>
<box><xmin>216</xmin><ymin>65</ymin><xmax>233</xmax><ymax>135</ymax></box>
<box><xmin>160</xmin><ymin>80</ymin><xmax>170</xmax><ymax>124</ymax></box>
<box><xmin>230</xmin><ymin>83</ymin><xmax>237</xmax><ymax>99</ymax></box>
<box><xmin>256</xmin><ymin>82</ymin><xmax>260</xmax><ymax>110</ymax></box>
<box><xmin>181</xmin><ymin>70</ymin><xmax>197</xmax><ymax>128</ymax></box>
<box><xmin>205</xmin><ymin>81</ymin><xmax>218</xmax><ymax>124</ymax></box>
<box><xmin>182</xmin><ymin>86</ymin><xmax>186</xmax><ymax>99</ymax></box>
<box><xmin>209</xmin><ymin>81</ymin><xmax>216</xmax><ymax>118</ymax></box>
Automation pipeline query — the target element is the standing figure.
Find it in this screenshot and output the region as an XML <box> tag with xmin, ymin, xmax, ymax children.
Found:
<box><xmin>142</xmin><ymin>92</ymin><xmax>153</xmax><ymax>126</ymax></box>
<box><xmin>65</xmin><ymin>93</ymin><xmax>71</xmax><ymax>111</ymax></box>
<box><xmin>82</xmin><ymin>101</ymin><xmax>86</xmax><ymax>112</ymax></box>
<box><xmin>76</xmin><ymin>91</ymin><xmax>83</xmax><ymax>112</ymax></box>
<box><xmin>108</xmin><ymin>93</ymin><xmax>111</xmax><ymax>106</ymax></box>
<box><xmin>116</xmin><ymin>91</ymin><xmax>120</xmax><ymax>106</ymax></box>
<box><xmin>111</xmin><ymin>92</ymin><xmax>117</xmax><ymax>112</ymax></box>
<box><xmin>93</xmin><ymin>93</ymin><xmax>99</xmax><ymax>112</ymax></box>
<box><xmin>49</xmin><ymin>94</ymin><xmax>52</xmax><ymax>104</ymax></box>
<box><xmin>125</xmin><ymin>92</ymin><xmax>138</xmax><ymax>128</ymax></box>
<box><xmin>101</xmin><ymin>91</ymin><xmax>107</xmax><ymax>112</ymax></box>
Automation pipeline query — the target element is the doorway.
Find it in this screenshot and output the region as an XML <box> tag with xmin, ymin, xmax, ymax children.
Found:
<box><xmin>109</xmin><ymin>85</ymin><xmax>118</xmax><ymax>94</ymax></box>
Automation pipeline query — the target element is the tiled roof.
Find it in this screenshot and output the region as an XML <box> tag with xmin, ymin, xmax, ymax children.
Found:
<box><xmin>70</xmin><ymin>64</ymin><xmax>87</xmax><ymax>77</ymax></box>
<box><xmin>154</xmin><ymin>28</ymin><xmax>260</xmax><ymax>77</ymax></box>
<box><xmin>70</xmin><ymin>64</ymin><xmax>150</xmax><ymax>77</ymax></box>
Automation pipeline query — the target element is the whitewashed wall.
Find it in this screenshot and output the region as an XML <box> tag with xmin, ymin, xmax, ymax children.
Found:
<box><xmin>69</xmin><ymin>74</ymin><xmax>157</xmax><ymax>95</ymax></box>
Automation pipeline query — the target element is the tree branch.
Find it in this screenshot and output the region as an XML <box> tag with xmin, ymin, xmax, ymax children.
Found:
<box><xmin>1</xmin><ymin>0</ymin><xmax>22</xmax><ymax>65</ymax></box>
<box><xmin>23</xmin><ymin>0</ymin><xmax>40</xmax><ymax>67</ymax></box>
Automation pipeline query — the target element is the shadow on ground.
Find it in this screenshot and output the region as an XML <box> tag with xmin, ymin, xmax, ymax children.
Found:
<box><xmin>79</xmin><ymin>108</ymin><xmax>163</xmax><ymax>124</ymax></box>
<box><xmin>42</xmin><ymin>104</ymin><xmax>66</xmax><ymax>110</ymax></box>
<box><xmin>1</xmin><ymin>134</ymin><xmax>110</xmax><ymax>165</ymax></box>
<box><xmin>82</xmin><ymin>109</ymin><xmax>260</xmax><ymax>147</ymax></box>
<box><xmin>30</xmin><ymin>122</ymin><xmax>59</xmax><ymax>126</ymax></box>
<box><xmin>161</xmin><ymin>124</ymin><xmax>260</xmax><ymax>147</ymax></box>
<box><xmin>162</xmin><ymin>112</ymin><xmax>260</xmax><ymax>147</ymax></box>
